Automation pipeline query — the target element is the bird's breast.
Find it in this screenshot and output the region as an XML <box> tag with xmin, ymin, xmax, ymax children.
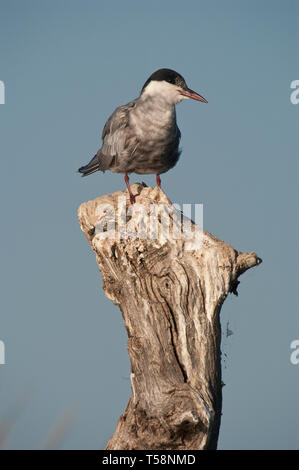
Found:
<box><xmin>110</xmin><ymin>97</ymin><xmax>181</xmax><ymax>175</ymax></box>
<box><xmin>130</xmin><ymin>99</ymin><xmax>176</xmax><ymax>143</ymax></box>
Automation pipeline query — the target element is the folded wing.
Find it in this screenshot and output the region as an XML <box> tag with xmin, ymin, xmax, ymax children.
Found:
<box><xmin>78</xmin><ymin>100</ymin><xmax>137</xmax><ymax>176</ymax></box>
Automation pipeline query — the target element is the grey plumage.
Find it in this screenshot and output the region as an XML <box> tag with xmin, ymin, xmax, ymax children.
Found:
<box><xmin>78</xmin><ymin>68</ymin><xmax>207</xmax><ymax>200</ymax></box>
<box><xmin>78</xmin><ymin>97</ymin><xmax>181</xmax><ymax>176</ymax></box>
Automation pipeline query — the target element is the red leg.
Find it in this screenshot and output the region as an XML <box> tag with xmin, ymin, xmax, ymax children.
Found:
<box><xmin>124</xmin><ymin>173</ymin><xmax>137</xmax><ymax>204</ymax></box>
<box><xmin>156</xmin><ymin>174</ymin><xmax>161</xmax><ymax>188</ymax></box>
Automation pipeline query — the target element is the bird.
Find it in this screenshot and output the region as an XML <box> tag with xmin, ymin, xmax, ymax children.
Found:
<box><xmin>78</xmin><ymin>68</ymin><xmax>207</xmax><ymax>204</ymax></box>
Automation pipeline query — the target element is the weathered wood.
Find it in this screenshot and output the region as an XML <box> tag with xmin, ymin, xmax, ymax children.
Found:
<box><xmin>78</xmin><ymin>184</ymin><xmax>261</xmax><ymax>450</ymax></box>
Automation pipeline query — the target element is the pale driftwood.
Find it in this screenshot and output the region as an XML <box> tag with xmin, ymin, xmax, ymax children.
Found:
<box><xmin>78</xmin><ymin>184</ymin><xmax>261</xmax><ymax>450</ymax></box>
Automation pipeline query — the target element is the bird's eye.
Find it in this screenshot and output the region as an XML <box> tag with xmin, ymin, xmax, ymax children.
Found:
<box><xmin>166</xmin><ymin>78</ymin><xmax>174</xmax><ymax>84</ymax></box>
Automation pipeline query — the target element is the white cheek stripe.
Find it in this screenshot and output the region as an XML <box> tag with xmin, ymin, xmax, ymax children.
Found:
<box><xmin>142</xmin><ymin>80</ymin><xmax>184</xmax><ymax>104</ymax></box>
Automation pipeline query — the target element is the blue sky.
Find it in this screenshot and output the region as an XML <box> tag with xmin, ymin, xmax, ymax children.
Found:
<box><xmin>0</xmin><ymin>0</ymin><xmax>298</xmax><ymax>449</ymax></box>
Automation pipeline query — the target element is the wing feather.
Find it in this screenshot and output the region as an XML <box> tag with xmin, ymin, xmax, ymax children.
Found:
<box><xmin>101</xmin><ymin>100</ymin><xmax>137</xmax><ymax>160</ymax></box>
<box><xmin>78</xmin><ymin>100</ymin><xmax>137</xmax><ymax>175</ymax></box>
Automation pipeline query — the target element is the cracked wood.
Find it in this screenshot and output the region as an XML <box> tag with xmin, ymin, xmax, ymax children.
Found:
<box><xmin>78</xmin><ymin>184</ymin><xmax>261</xmax><ymax>450</ymax></box>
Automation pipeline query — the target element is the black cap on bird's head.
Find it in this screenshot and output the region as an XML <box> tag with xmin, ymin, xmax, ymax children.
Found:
<box><xmin>141</xmin><ymin>68</ymin><xmax>207</xmax><ymax>104</ymax></box>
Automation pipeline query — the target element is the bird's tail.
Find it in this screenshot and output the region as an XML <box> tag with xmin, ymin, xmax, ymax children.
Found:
<box><xmin>78</xmin><ymin>154</ymin><xmax>101</xmax><ymax>177</ymax></box>
<box><xmin>78</xmin><ymin>151</ymin><xmax>114</xmax><ymax>176</ymax></box>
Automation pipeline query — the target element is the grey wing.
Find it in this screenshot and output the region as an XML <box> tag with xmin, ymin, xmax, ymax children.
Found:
<box><xmin>79</xmin><ymin>100</ymin><xmax>137</xmax><ymax>176</ymax></box>
<box><xmin>100</xmin><ymin>100</ymin><xmax>137</xmax><ymax>165</ymax></box>
<box><xmin>78</xmin><ymin>100</ymin><xmax>136</xmax><ymax>176</ymax></box>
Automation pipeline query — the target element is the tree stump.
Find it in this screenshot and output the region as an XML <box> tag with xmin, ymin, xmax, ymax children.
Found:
<box><xmin>78</xmin><ymin>184</ymin><xmax>261</xmax><ymax>450</ymax></box>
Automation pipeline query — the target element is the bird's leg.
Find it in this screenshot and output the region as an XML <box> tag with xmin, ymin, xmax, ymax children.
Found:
<box><xmin>156</xmin><ymin>174</ymin><xmax>161</xmax><ymax>188</ymax></box>
<box><xmin>124</xmin><ymin>173</ymin><xmax>137</xmax><ymax>204</ymax></box>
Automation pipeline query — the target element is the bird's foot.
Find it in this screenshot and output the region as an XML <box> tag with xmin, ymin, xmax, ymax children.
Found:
<box><xmin>124</xmin><ymin>173</ymin><xmax>140</xmax><ymax>205</ymax></box>
<box><xmin>129</xmin><ymin>192</ymin><xmax>139</xmax><ymax>204</ymax></box>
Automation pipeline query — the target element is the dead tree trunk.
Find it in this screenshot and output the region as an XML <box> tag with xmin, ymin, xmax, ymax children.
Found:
<box><xmin>78</xmin><ymin>184</ymin><xmax>261</xmax><ymax>450</ymax></box>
